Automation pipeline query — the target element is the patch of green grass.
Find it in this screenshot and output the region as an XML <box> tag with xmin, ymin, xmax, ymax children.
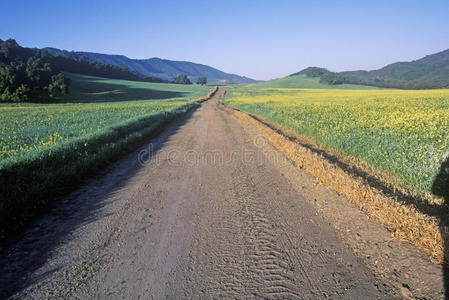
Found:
<box><xmin>0</xmin><ymin>101</ymin><xmax>188</xmax><ymax>160</ymax></box>
<box><xmin>248</xmin><ymin>74</ymin><xmax>381</xmax><ymax>90</ymax></box>
<box><xmin>61</xmin><ymin>72</ymin><xmax>211</xmax><ymax>102</ymax></box>
<box><xmin>0</xmin><ymin>73</ymin><xmax>211</xmax><ymax>160</ymax></box>
<box><xmin>218</xmin><ymin>110</ymin><xmax>231</xmax><ymax>134</ymax></box>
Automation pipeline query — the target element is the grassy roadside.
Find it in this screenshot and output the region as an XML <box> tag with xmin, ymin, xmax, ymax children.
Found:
<box><xmin>0</xmin><ymin>85</ymin><xmax>217</xmax><ymax>245</ymax></box>
<box><xmin>223</xmin><ymin>100</ymin><xmax>448</xmax><ymax>265</ymax></box>
<box><xmin>224</xmin><ymin>87</ymin><xmax>449</xmax><ymax>198</ymax></box>
<box><xmin>222</xmin><ymin>86</ymin><xmax>449</xmax><ymax>264</ymax></box>
<box><xmin>0</xmin><ymin>101</ymin><xmax>189</xmax><ymax>160</ymax></box>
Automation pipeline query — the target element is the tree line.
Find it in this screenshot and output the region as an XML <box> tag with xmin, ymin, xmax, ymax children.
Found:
<box><xmin>172</xmin><ymin>74</ymin><xmax>207</xmax><ymax>85</ymax></box>
<box><xmin>0</xmin><ymin>39</ymin><xmax>70</xmax><ymax>102</ymax></box>
<box><xmin>1</xmin><ymin>39</ymin><xmax>212</xmax><ymax>102</ymax></box>
<box><xmin>294</xmin><ymin>66</ymin><xmax>448</xmax><ymax>89</ymax></box>
<box><xmin>0</xmin><ymin>39</ymin><xmax>165</xmax><ymax>102</ymax></box>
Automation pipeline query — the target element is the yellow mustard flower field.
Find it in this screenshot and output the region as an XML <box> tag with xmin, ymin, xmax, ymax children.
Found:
<box><xmin>224</xmin><ymin>87</ymin><xmax>449</xmax><ymax>196</ymax></box>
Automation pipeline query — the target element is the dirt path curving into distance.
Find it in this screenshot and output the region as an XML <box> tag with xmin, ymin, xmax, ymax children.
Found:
<box><xmin>0</xmin><ymin>87</ymin><xmax>443</xmax><ymax>298</ymax></box>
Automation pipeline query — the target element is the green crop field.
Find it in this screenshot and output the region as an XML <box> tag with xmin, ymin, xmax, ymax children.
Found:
<box><xmin>224</xmin><ymin>86</ymin><xmax>449</xmax><ymax>197</ymax></box>
<box><xmin>0</xmin><ymin>74</ymin><xmax>212</xmax><ymax>238</ymax></box>
<box><xmin>61</xmin><ymin>73</ymin><xmax>211</xmax><ymax>102</ymax></box>
<box><xmin>0</xmin><ymin>73</ymin><xmax>211</xmax><ymax>161</ymax></box>
<box><xmin>0</xmin><ymin>101</ymin><xmax>187</xmax><ymax>161</ymax></box>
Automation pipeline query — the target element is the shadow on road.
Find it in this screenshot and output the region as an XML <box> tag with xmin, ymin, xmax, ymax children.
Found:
<box><xmin>0</xmin><ymin>106</ymin><xmax>199</xmax><ymax>298</ymax></box>
<box><xmin>432</xmin><ymin>156</ymin><xmax>449</xmax><ymax>298</ymax></box>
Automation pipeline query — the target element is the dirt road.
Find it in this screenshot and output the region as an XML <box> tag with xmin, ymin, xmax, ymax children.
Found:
<box><xmin>1</xmin><ymin>88</ymin><xmax>437</xmax><ymax>298</ymax></box>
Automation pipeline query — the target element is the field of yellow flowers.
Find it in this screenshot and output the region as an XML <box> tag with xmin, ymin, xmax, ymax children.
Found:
<box><xmin>224</xmin><ymin>87</ymin><xmax>449</xmax><ymax>196</ymax></box>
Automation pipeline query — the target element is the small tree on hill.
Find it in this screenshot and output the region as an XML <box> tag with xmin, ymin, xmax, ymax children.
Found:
<box><xmin>196</xmin><ymin>77</ymin><xmax>207</xmax><ymax>85</ymax></box>
<box><xmin>47</xmin><ymin>73</ymin><xmax>70</xmax><ymax>97</ymax></box>
<box><xmin>173</xmin><ymin>74</ymin><xmax>191</xmax><ymax>85</ymax></box>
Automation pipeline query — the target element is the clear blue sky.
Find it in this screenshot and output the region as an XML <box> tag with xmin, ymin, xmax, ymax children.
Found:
<box><xmin>1</xmin><ymin>0</ymin><xmax>448</xmax><ymax>80</ymax></box>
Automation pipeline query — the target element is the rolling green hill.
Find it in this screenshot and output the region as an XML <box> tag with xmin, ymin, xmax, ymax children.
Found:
<box><xmin>62</xmin><ymin>73</ymin><xmax>211</xmax><ymax>102</ymax></box>
<box><xmin>45</xmin><ymin>48</ymin><xmax>256</xmax><ymax>84</ymax></box>
<box><xmin>0</xmin><ymin>39</ymin><xmax>171</xmax><ymax>103</ymax></box>
<box><xmin>343</xmin><ymin>49</ymin><xmax>449</xmax><ymax>83</ymax></box>
<box><xmin>246</xmin><ymin>74</ymin><xmax>380</xmax><ymax>89</ymax></box>
<box><xmin>295</xmin><ymin>48</ymin><xmax>449</xmax><ymax>89</ymax></box>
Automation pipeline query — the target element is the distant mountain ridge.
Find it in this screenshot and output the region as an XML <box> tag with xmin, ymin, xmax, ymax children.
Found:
<box><xmin>343</xmin><ymin>49</ymin><xmax>449</xmax><ymax>84</ymax></box>
<box><xmin>44</xmin><ymin>48</ymin><xmax>256</xmax><ymax>84</ymax></box>
<box><xmin>292</xmin><ymin>48</ymin><xmax>449</xmax><ymax>89</ymax></box>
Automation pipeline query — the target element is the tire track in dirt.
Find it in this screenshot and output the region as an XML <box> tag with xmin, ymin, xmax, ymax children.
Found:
<box><xmin>165</xmin><ymin>93</ymin><xmax>387</xmax><ymax>299</ymax></box>
<box><xmin>233</xmin><ymin>168</ymin><xmax>305</xmax><ymax>299</ymax></box>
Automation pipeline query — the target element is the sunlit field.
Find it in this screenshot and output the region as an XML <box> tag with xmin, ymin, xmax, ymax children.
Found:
<box><xmin>0</xmin><ymin>100</ymin><xmax>188</xmax><ymax>161</ymax></box>
<box><xmin>0</xmin><ymin>73</ymin><xmax>211</xmax><ymax>162</ymax></box>
<box><xmin>224</xmin><ymin>87</ymin><xmax>449</xmax><ymax>195</ymax></box>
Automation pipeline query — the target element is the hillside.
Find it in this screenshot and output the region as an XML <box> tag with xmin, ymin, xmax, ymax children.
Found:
<box><xmin>61</xmin><ymin>72</ymin><xmax>211</xmax><ymax>102</ymax></box>
<box><xmin>0</xmin><ymin>39</ymin><xmax>170</xmax><ymax>102</ymax></box>
<box><xmin>45</xmin><ymin>48</ymin><xmax>256</xmax><ymax>84</ymax></box>
<box><xmin>344</xmin><ymin>49</ymin><xmax>449</xmax><ymax>83</ymax></box>
<box><xmin>246</xmin><ymin>74</ymin><xmax>380</xmax><ymax>89</ymax></box>
<box><xmin>294</xmin><ymin>48</ymin><xmax>449</xmax><ymax>89</ymax></box>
